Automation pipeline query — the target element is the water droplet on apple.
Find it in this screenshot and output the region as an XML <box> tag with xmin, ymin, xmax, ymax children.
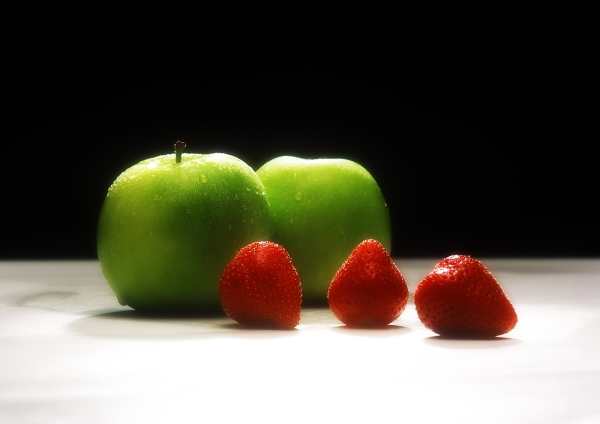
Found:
<box><xmin>200</xmin><ymin>174</ymin><xmax>208</xmax><ymax>183</ymax></box>
<box><xmin>294</xmin><ymin>192</ymin><xmax>303</xmax><ymax>201</ymax></box>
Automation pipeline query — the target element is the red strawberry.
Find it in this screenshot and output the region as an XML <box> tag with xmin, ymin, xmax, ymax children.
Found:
<box><xmin>219</xmin><ymin>241</ymin><xmax>302</xmax><ymax>329</ymax></box>
<box><xmin>327</xmin><ymin>239</ymin><xmax>409</xmax><ymax>327</ymax></box>
<box><xmin>414</xmin><ymin>254</ymin><xmax>518</xmax><ymax>337</ymax></box>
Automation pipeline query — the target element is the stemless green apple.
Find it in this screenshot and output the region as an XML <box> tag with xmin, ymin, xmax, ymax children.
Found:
<box><xmin>256</xmin><ymin>156</ymin><xmax>391</xmax><ymax>305</ymax></box>
<box><xmin>97</xmin><ymin>142</ymin><xmax>271</xmax><ymax>313</ymax></box>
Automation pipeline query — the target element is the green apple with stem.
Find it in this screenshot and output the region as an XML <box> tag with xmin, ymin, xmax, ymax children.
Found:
<box><xmin>256</xmin><ymin>156</ymin><xmax>392</xmax><ymax>305</ymax></box>
<box><xmin>97</xmin><ymin>141</ymin><xmax>272</xmax><ymax>314</ymax></box>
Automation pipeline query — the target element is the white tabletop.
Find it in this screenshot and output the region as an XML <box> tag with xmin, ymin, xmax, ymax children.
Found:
<box><xmin>1</xmin><ymin>259</ymin><xmax>599</xmax><ymax>424</ymax></box>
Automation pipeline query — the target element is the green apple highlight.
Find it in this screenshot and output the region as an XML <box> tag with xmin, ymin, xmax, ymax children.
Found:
<box><xmin>97</xmin><ymin>142</ymin><xmax>271</xmax><ymax>313</ymax></box>
<box><xmin>256</xmin><ymin>156</ymin><xmax>391</xmax><ymax>305</ymax></box>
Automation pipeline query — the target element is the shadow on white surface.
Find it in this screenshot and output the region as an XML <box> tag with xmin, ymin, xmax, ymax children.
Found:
<box><xmin>331</xmin><ymin>324</ymin><xmax>411</xmax><ymax>338</ymax></box>
<box><xmin>423</xmin><ymin>335</ymin><xmax>522</xmax><ymax>348</ymax></box>
<box><xmin>66</xmin><ymin>308</ymin><xmax>302</xmax><ymax>340</ymax></box>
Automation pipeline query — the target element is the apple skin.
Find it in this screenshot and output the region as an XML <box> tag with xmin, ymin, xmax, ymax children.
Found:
<box><xmin>256</xmin><ymin>156</ymin><xmax>391</xmax><ymax>305</ymax></box>
<box><xmin>97</xmin><ymin>152</ymin><xmax>272</xmax><ymax>314</ymax></box>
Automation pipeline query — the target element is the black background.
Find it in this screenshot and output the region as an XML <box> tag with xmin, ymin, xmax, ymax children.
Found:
<box><xmin>4</xmin><ymin>3</ymin><xmax>598</xmax><ymax>260</ymax></box>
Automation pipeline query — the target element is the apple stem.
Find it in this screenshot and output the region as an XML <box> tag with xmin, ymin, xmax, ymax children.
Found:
<box><xmin>174</xmin><ymin>140</ymin><xmax>186</xmax><ymax>163</ymax></box>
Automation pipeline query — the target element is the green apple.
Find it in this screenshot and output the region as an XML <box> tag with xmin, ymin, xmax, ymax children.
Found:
<box><xmin>256</xmin><ymin>156</ymin><xmax>391</xmax><ymax>305</ymax></box>
<box><xmin>97</xmin><ymin>142</ymin><xmax>272</xmax><ymax>314</ymax></box>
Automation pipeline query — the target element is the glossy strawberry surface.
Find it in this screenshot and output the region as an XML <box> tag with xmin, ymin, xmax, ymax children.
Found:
<box><xmin>219</xmin><ymin>241</ymin><xmax>302</xmax><ymax>329</ymax></box>
<box><xmin>414</xmin><ymin>255</ymin><xmax>518</xmax><ymax>337</ymax></box>
<box><xmin>327</xmin><ymin>239</ymin><xmax>409</xmax><ymax>327</ymax></box>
